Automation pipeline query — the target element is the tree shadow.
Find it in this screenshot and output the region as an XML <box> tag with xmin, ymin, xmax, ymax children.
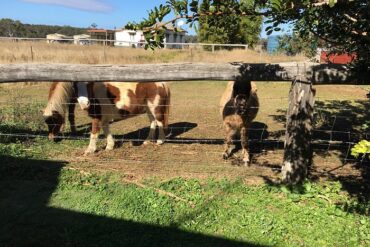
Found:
<box><xmin>270</xmin><ymin>99</ymin><xmax>369</xmax><ymax>204</ymax></box>
<box><xmin>221</xmin><ymin>122</ymin><xmax>280</xmax><ymax>166</ymax></box>
<box><xmin>0</xmin><ymin>155</ymin><xmax>268</xmax><ymax>247</ymax></box>
<box><xmin>0</xmin><ymin>123</ymin><xmax>49</xmax><ymax>143</ymax></box>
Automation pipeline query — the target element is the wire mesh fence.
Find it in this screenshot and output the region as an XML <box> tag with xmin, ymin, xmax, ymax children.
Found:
<box><xmin>0</xmin><ymin>82</ymin><xmax>368</xmax><ymax>182</ymax></box>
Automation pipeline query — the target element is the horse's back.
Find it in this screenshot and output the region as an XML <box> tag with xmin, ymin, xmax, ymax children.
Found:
<box><xmin>101</xmin><ymin>82</ymin><xmax>170</xmax><ymax>116</ymax></box>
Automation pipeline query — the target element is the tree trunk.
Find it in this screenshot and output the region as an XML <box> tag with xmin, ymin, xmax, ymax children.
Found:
<box><xmin>281</xmin><ymin>80</ymin><xmax>316</xmax><ymax>184</ymax></box>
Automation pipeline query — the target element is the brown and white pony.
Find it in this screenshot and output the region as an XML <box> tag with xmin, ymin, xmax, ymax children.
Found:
<box><xmin>220</xmin><ymin>80</ymin><xmax>259</xmax><ymax>165</ymax></box>
<box><xmin>43</xmin><ymin>82</ymin><xmax>77</xmax><ymax>140</ymax></box>
<box><xmin>76</xmin><ymin>81</ymin><xmax>171</xmax><ymax>154</ymax></box>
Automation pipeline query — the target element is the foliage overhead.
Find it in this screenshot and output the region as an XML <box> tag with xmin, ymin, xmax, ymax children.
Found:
<box><xmin>197</xmin><ymin>0</ymin><xmax>262</xmax><ymax>48</ymax></box>
<box><xmin>128</xmin><ymin>0</ymin><xmax>369</xmax><ymax>71</ymax></box>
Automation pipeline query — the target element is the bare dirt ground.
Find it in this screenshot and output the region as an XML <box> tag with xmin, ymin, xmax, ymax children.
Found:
<box><xmin>0</xmin><ymin>82</ymin><xmax>369</xmax><ymax>186</ymax></box>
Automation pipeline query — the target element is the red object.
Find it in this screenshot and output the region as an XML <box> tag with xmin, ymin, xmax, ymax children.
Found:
<box><xmin>320</xmin><ymin>51</ymin><xmax>357</xmax><ymax>64</ymax></box>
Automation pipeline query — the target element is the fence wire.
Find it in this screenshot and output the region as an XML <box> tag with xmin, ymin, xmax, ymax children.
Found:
<box><xmin>0</xmin><ymin>83</ymin><xmax>368</xmax><ymax>180</ymax></box>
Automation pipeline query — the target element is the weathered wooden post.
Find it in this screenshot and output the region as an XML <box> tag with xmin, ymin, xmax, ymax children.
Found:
<box><xmin>281</xmin><ymin>79</ymin><xmax>316</xmax><ymax>184</ymax></box>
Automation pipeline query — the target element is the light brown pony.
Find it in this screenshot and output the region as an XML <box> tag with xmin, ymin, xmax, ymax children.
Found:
<box><xmin>43</xmin><ymin>82</ymin><xmax>77</xmax><ymax>140</ymax></box>
<box><xmin>220</xmin><ymin>80</ymin><xmax>259</xmax><ymax>165</ymax></box>
<box><xmin>76</xmin><ymin>81</ymin><xmax>171</xmax><ymax>155</ymax></box>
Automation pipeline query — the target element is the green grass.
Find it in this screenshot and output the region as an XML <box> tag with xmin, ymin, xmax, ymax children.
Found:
<box><xmin>1</xmin><ymin>142</ymin><xmax>369</xmax><ymax>247</ymax></box>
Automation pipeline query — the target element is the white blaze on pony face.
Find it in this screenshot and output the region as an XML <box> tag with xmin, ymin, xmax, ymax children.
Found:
<box><xmin>76</xmin><ymin>82</ymin><xmax>90</xmax><ymax>110</ymax></box>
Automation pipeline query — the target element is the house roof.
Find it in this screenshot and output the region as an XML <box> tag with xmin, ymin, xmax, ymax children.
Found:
<box><xmin>87</xmin><ymin>29</ymin><xmax>114</xmax><ymax>33</ymax></box>
<box><xmin>154</xmin><ymin>22</ymin><xmax>187</xmax><ymax>33</ymax></box>
<box><xmin>46</xmin><ymin>33</ymin><xmax>71</xmax><ymax>39</ymax></box>
<box><xmin>117</xmin><ymin>22</ymin><xmax>187</xmax><ymax>33</ymax></box>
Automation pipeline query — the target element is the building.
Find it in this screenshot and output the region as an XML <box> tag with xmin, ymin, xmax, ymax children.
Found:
<box><xmin>320</xmin><ymin>51</ymin><xmax>357</xmax><ymax>64</ymax></box>
<box><xmin>115</xmin><ymin>23</ymin><xmax>187</xmax><ymax>49</ymax></box>
<box><xmin>114</xmin><ymin>29</ymin><xmax>145</xmax><ymax>48</ymax></box>
<box><xmin>46</xmin><ymin>33</ymin><xmax>72</xmax><ymax>44</ymax></box>
<box><xmin>73</xmin><ymin>34</ymin><xmax>91</xmax><ymax>45</ymax></box>
<box><xmin>87</xmin><ymin>29</ymin><xmax>115</xmax><ymax>46</ymax></box>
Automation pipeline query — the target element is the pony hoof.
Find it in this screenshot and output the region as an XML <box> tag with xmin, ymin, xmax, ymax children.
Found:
<box><xmin>143</xmin><ymin>140</ymin><xmax>152</xmax><ymax>145</ymax></box>
<box><xmin>156</xmin><ymin>140</ymin><xmax>164</xmax><ymax>145</ymax></box>
<box><xmin>223</xmin><ymin>153</ymin><xmax>230</xmax><ymax>160</ymax></box>
<box><xmin>243</xmin><ymin>158</ymin><xmax>250</xmax><ymax>166</ymax></box>
<box><xmin>105</xmin><ymin>146</ymin><xmax>114</xmax><ymax>151</ymax></box>
<box><xmin>84</xmin><ymin>149</ymin><xmax>96</xmax><ymax>155</ymax></box>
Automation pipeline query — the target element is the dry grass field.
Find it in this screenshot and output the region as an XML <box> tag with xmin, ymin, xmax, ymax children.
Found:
<box><xmin>0</xmin><ymin>40</ymin><xmax>307</xmax><ymax>64</ymax></box>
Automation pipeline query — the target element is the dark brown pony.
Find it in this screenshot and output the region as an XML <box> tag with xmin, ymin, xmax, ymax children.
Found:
<box><xmin>220</xmin><ymin>81</ymin><xmax>259</xmax><ymax>165</ymax></box>
<box><xmin>75</xmin><ymin>81</ymin><xmax>171</xmax><ymax>155</ymax></box>
<box><xmin>43</xmin><ymin>82</ymin><xmax>77</xmax><ymax>140</ymax></box>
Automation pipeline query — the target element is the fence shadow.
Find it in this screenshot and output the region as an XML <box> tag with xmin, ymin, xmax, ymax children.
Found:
<box><xmin>0</xmin><ymin>155</ymin><xmax>267</xmax><ymax>247</ymax></box>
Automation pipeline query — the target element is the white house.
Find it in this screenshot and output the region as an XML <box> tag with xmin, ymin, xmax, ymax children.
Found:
<box><xmin>115</xmin><ymin>23</ymin><xmax>187</xmax><ymax>49</ymax></box>
<box><xmin>114</xmin><ymin>30</ymin><xmax>145</xmax><ymax>48</ymax></box>
<box><xmin>46</xmin><ymin>33</ymin><xmax>72</xmax><ymax>44</ymax></box>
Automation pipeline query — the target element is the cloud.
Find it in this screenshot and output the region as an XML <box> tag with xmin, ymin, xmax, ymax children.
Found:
<box><xmin>22</xmin><ymin>0</ymin><xmax>113</xmax><ymax>13</ymax></box>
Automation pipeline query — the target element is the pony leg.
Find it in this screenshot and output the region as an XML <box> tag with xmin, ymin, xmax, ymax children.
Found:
<box><xmin>156</xmin><ymin>120</ymin><xmax>165</xmax><ymax>145</ymax></box>
<box><xmin>144</xmin><ymin>118</ymin><xmax>157</xmax><ymax>145</ymax></box>
<box><xmin>223</xmin><ymin>124</ymin><xmax>234</xmax><ymax>159</ymax></box>
<box><xmin>85</xmin><ymin>118</ymin><xmax>100</xmax><ymax>155</ymax></box>
<box><xmin>68</xmin><ymin>102</ymin><xmax>77</xmax><ymax>134</ymax></box>
<box><xmin>102</xmin><ymin>120</ymin><xmax>114</xmax><ymax>151</ymax></box>
<box><xmin>240</xmin><ymin>126</ymin><xmax>250</xmax><ymax>166</ymax></box>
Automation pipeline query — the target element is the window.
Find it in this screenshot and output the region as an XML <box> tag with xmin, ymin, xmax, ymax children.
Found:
<box><xmin>129</xmin><ymin>33</ymin><xmax>135</xmax><ymax>42</ymax></box>
<box><xmin>173</xmin><ymin>33</ymin><xmax>177</xmax><ymax>43</ymax></box>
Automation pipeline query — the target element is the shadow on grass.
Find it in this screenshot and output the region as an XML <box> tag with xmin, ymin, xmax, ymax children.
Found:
<box><xmin>0</xmin><ymin>155</ymin><xmax>267</xmax><ymax>247</ymax></box>
<box><xmin>270</xmin><ymin>99</ymin><xmax>370</xmax><ymax>207</ymax></box>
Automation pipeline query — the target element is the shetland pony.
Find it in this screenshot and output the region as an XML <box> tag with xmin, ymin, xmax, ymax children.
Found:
<box><xmin>76</xmin><ymin>81</ymin><xmax>171</xmax><ymax>155</ymax></box>
<box><xmin>43</xmin><ymin>82</ymin><xmax>77</xmax><ymax>140</ymax></box>
<box><xmin>220</xmin><ymin>80</ymin><xmax>259</xmax><ymax>165</ymax></box>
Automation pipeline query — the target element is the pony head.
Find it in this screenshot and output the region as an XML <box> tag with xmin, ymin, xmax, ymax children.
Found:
<box><xmin>43</xmin><ymin>82</ymin><xmax>75</xmax><ymax>140</ymax></box>
<box><xmin>76</xmin><ymin>82</ymin><xmax>91</xmax><ymax>110</ymax></box>
<box><xmin>43</xmin><ymin>110</ymin><xmax>65</xmax><ymax>141</ymax></box>
<box><xmin>234</xmin><ymin>94</ymin><xmax>249</xmax><ymax>115</ymax></box>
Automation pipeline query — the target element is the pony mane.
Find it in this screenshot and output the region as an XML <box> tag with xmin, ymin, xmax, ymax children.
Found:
<box><xmin>44</xmin><ymin>82</ymin><xmax>74</xmax><ymax>117</ymax></box>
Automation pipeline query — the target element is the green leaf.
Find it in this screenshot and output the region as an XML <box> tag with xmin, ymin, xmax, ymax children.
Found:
<box><xmin>329</xmin><ymin>0</ymin><xmax>337</xmax><ymax>7</ymax></box>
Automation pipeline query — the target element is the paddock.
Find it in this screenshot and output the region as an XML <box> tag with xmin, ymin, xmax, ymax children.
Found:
<box><xmin>0</xmin><ymin>81</ymin><xmax>368</xmax><ymax>185</ymax></box>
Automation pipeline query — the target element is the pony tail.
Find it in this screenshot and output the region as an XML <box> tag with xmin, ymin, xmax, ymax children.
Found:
<box><xmin>163</xmin><ymin>83</ymin><xmax>171</xmax><ymax>135</ymax></box>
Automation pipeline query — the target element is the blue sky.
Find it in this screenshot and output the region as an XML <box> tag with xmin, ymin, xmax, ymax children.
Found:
<box><xmin>0</xmin><ymin>0</ymin><xmax>290</xmax><ymax>38</ymax></box>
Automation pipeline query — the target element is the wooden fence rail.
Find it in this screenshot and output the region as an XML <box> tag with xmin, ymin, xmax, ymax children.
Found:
<box><xmin>0</xmin><ymin>62</ymin><xmax>357</xmax><ymax>83</ymax></box>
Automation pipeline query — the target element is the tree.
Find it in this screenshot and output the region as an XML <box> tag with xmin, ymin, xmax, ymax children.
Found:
<box><xmin>0</xmin><ymin>18</ymin><xmax>87</xmax><ymax>38</ymax></box>
<box><xmin>197</xmin><ymin>0</ymin><xmax>262</xmax><ymax>48</ymax></box>
<box><xmin>128</xmin><ymin>1</ymin><xmax>368</xmax><ymax>64</ymax></box>
<box><xmin>0</xmin><ymin>19</ymin><xmax>25</xmax><ymax>37</ymax></box>
<box><xmin>276</xmin><ymin>33</ymin><xmax>319</xmax><ymax>58</ymax></box>
<box><xmin>90</xmin><ymin>23</ymin><xmax>98</xmax><ymax>29</ymax></box>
